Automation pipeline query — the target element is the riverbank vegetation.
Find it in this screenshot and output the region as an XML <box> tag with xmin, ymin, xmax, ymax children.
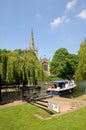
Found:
<box><xmin>50</xmin><ymin>38</ymin><xmax>86</xmax><ymax>81</ymax></box>
<box><xmin>0</xmin><ymin>49</ymin><xmax>46</xmax><ymax>85</ymax></box>
<box><xmin>75</xmin><ymin>39</ymin><xmax>86</xmax><ymax>81</ymax></box>
<box><xmin>0</xmin><ymin>38</ymin><xmax>86</xmax><ymax>85</ymax></box>
<box><xmin>50</xmin><ymin>48</ymin><xmax>78</xmax><ymax>80</ymax></box>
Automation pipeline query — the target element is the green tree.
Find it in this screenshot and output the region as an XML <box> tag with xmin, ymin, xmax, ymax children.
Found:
<box><xmin>0</xmin><ymin>49</ymin><xmax>48</xmax><ymax>85</ymax></box>
<box><xmin>0</xmin><ymin>49</ymin><xmax>9</xmax><ymax>84</ymax></box>
<box><xmin>50</xmin><ymin>48</ymin><xmax>69</xmax><ymax>76</ymax></box>
<box><xmin>50</xmin><ymin>48</ymin><xmax>78</xmax><ymax>79</ymax></box>
<box><xmin>63</xmin><ymin>54</ymin><xmax>78</xmax><ymax>79</ymax></box>
<box><xmin>75</xmin><ymin>39</ymin><xmax>86</xmax><ymax>81</ymax></box>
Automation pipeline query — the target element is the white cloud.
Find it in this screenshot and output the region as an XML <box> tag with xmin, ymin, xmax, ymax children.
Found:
<box><xmin>50</xmin><ymin>17</ymin><xmax>62</xmax><ymax>28</ymax></box>
<box><xmin>50</xmin><ymin>15</ymin><xmax>68</xmax><ymax>29</ymax></box>
<box><xmin>78</xmin><ymin>9</ymin><xmax>86</xmax><ymax>19</ymax></box>
<box><xmin>65</xmin><ymin>0</ymin><xmax>77</xmax><ymax>12</ymax></box>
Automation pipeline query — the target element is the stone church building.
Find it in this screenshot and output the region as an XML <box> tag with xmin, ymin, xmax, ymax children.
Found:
<box><xmin>28</xmin><ymin>30</ymin><xmax>50</xmax><ymax>75</ymax></box>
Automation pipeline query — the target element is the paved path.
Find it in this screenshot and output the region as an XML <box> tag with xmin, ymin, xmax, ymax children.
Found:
<box><xmin>44</xmin><ymin>95</ymin><xmax>86</xmax><ymax>113</ymax></box>
<box><xmin>0</xmin><ymin>101</ymin><xmax>26</xmax><ymax>108</ymax></box>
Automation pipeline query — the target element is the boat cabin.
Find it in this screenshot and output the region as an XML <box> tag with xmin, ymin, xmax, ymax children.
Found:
<box><xmin>47</xmin><ymin>80</ymin><xmax>76</xmax><ymax>95</ymax></box>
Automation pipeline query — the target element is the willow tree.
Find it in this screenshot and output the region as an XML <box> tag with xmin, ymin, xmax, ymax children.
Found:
<box><xmin>0</xmin><ymin>49</ymin><xmax>44</xmax><ymax>85</ymax></box>
<box><xmin>6</xmin><ymin>52</ymin><xmax>19</xmax><ymax>84</ymax></box>
<box><xmin>75</xmin><ymin>39</ymin><xmax>86</xmax><ymax>81</ymax></box>
<box><xmin>0</xmin><ymin>49</ymin><xmax>9</xmax><ymax>85</ymax></box>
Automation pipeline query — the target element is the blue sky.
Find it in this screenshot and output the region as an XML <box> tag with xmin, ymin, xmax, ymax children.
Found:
<box><xmin>0</xmin><ymin>0</ymin><xmax>86</xmax><ymax>60</ymax></box>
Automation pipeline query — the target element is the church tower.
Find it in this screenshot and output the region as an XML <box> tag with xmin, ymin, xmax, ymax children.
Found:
<box><xmin>28</xmin><ymin>29</ymin><xmax>38</xmax><ymax>56</ymax></box>
<box><xmin>29</xmin><ymin>29</ymin><xmax>35</xmax><ymax>50</ymax></box>
<box><xmin>40</xmin><ymin>55</ymin><xmax>50</xmax><ymax>75</ymax></box>
<box><xmin>28</xmin><ymin>29</ymin><xmax>50</xmax><ymax>75</ymax></box>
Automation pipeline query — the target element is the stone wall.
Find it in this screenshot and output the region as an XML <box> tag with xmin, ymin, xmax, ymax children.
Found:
<box><xmin>0</xmin><ymin>87</ymin><xmax>22</xmax><ymax>105</ymax></box>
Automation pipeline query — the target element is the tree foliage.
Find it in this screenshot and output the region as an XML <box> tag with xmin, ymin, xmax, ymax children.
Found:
<box><xmin>75</xmin><ymin>39</ymin><xmax>86</xmax><ymax>81</ymax></box>
<box><xmin>0</xmin><ymin>49</ymin><xmax>44</xmax><ymax>85</ymax></box>
<box><xmin>50</xmin><ymin>48</ymin><xmax>78</xmax><ymax>79</ymax></box>
<box><xmin>50</xmin><ymin>48</ymin><xmax>69</xmax><ymax>74</ymax></box>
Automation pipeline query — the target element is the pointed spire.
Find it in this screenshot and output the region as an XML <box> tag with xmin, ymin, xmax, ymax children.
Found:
<box><xmin>28</xmin><ymin>29</ymin><xmax>38</xmax><ymax>57</ymax></box>
<box><xmin>29</xmin><ymin>29</ymin><xmax>35</xmax><ymax>50</ymax></box>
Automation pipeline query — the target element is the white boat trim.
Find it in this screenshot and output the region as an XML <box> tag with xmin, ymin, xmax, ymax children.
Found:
<box><xmin>46</xmin><ymin>80</ymin><xmax>76</xmax><ymax>94</ymax></box>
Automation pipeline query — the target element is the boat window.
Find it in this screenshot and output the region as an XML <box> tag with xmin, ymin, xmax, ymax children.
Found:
<box><xmin>54</xmin><ymin>84</ymin><xmax>57</xmax><ymax>88</ymax></box>
<box><xmin>59</xmin><ymin>83</ymin><xmax>65</xmax><ymax>88</ymax></box>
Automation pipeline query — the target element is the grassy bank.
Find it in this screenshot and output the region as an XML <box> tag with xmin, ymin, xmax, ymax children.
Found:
<box><xmin>0</xmin><ymin>103</ymin><xmax>86</xmax><ymax>130</ymax></box>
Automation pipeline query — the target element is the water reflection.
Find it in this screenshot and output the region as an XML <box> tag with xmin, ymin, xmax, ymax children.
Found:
<box><xmin>61</xmin><ymin>81</ymin><xmax>86</xmax><ymax>98</ymax></box>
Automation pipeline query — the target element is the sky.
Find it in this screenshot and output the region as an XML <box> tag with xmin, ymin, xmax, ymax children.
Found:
<box><xmin>0</xmin><ymin>0</ymin><xmax>86</xmax><ymax>60</ymax></box>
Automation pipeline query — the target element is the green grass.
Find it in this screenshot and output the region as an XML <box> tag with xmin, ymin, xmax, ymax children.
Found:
<box><xmin>0</xmin><ymin>104</ymin><xmax>86</xmax><ymax>130</ymax></box>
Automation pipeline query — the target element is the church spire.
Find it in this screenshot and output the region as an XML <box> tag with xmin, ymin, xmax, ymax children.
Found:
<box><xmin>29</xmin><ymin>29</ymin><xmax>35</xmax><ymax>50</ymax></box>
<box><xmin>28</xmin><ymin>29</ymin><xmax>38</xmax><ymax>57</ymax></box>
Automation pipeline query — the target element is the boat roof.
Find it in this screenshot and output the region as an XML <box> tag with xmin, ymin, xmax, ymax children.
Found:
<box><xmin>50</xmin><ymin>80</ymin><xmax>68</xmax><ymax>83</ymax></box>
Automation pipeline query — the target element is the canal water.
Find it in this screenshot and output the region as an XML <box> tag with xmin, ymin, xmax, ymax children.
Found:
<box><xmin>39</xmin><ymin>81</ymin><xmax>86</xmax><ymax>98</ymax></box>
<box><xmin>62</xmin><ymin>80</ymin><xmax>86</xmax><ymax>98</ymax></box>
